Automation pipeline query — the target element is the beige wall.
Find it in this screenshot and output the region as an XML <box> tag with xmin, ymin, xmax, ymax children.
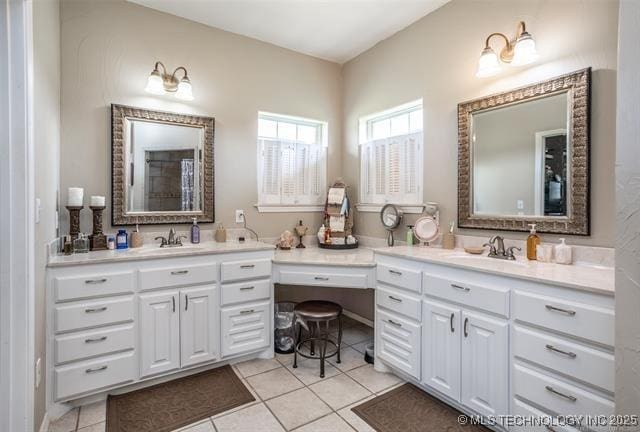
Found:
<box><xmin>615</xmin><ymin>0</ymin><xmax>640</xmax><ymax>423</ymax></box>
<box><xmin>342</xmin><ymin>0</ymin><xmax>618</xmax><ymax>247</ymax></box>
<box><xmin>60</xmin><ymin>0</ymin><xmax>343</xmax><ymax>238</ymax></box>
<box><xmin>33</xmin><ymin>0</ymin><xmax>61</xmax><ymax>429</ymax></box>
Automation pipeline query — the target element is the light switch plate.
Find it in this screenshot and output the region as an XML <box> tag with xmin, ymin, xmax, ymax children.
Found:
<box><xmin>35</xmin><ymin>198</ymin><xmax>41</xmax><ymax>224</ymax></box>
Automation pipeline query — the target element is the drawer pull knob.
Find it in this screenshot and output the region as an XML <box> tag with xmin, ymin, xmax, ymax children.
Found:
<box><xmin>240</xmin><ymin>286</ymin><xmax>255</xmax><ymax>291</ymax></box>
<box><xmin>85</xmin><ymin>278</ymin><xmax>107</xmax><ymax>284</ymax></box>
<box><xmin>388</xmin><ymin>269</ymin><xmax>402</xmax><ymax>276</ymax></box>
<box><xmin>451</xmin><ymin>284</ymin><xmax>470</xmax><ymax>292</ymax></box>
<box><xmin>388</xmin><ymin>295</ymin><xmax>402</xmax><ymax>302</ymax></box>
<box><xmin>545</xmin><ymin>344</ymin><xmax>577</xmax><ymax>358</ymax></box>
<box><xmin>85</xmin><ymin>365</ymin><xmax>108</xmax><ymax>374</ymax></box>
<box><xmin>240</xmin><ymin>264</ymin><xmax>255</xmax><ymax>269</ymax></box>
<box><xmin>314</xmin><ymin>277</ymin><xmax>330</xmax><ymax>281</ymax></box>
<box><xmin>240</xmin><ymin>309</ymin><xmax>254</xmax><ymax>315</ymax></box>
<box><xmin>545</xmin><ymin>305</ymin><xmax>576</xmax><ymax>315</ymax></box>
<box><xmin>450</xmin><ymin>313</ymin><xmax>455</xmax><ymax>333</ymax></box>
<box><xmin>85</xmin><ymin>336</ymin><xmax>107</xmax><ymax>343</ymax></box>
<box><xmin>545</xmin><ymin>385</ymin><xmax>577</xmax><ymax>402</ymax></box>
<box><xmin>171</xmin><ymin>270</ymin><xmax>189</xmax><ymax>275</ymax></box>
<box><xmin>387</xmin><ymin>319</ymin><xmax>402</xmax><ymax>328</ymax></box>
<box><xmin>85</xmin><ymin>307</ymin><xmax>107</xmax><ymax>313</ymax></box>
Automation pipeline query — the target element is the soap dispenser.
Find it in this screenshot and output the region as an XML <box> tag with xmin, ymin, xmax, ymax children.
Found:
<box><xmin>191</xmin><ymin>217</ymin><xmax>200</xmax><ymax>244</ymax></box>
<box><xmin>526</xmin><ymin>224</ymin><xmax>540</xmax><ymax>260</ymax></box>
<box><xmin>555</xmin><ymin>238</ymin><xmax>573</xmax><ymax>265</ymax></box>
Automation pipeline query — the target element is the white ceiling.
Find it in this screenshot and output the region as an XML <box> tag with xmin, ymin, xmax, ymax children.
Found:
<box><xmin>127</xmin><ymin>0</ymin><xmax>449</xmax><ymax>64</ymax></box>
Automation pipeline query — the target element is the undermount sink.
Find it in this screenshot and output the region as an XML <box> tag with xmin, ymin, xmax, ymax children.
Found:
<box><xmin>129</xmin><ymin>246</ymin><xmax>204</xmax><ymax>254</ymax></box>
<box><xmin>447</xmin><ymin>254</ymin><xmax>528</xmax><ymax>267</ymax></box>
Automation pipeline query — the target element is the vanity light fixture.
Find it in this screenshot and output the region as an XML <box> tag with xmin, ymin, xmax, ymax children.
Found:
<box><xmin>476</xmin><ymin>21</ymin><xmax>539</xmax><ymax>78</ymax></box>
<box><xmin>145</xmin><ymin>61</ymin><xmax>194</xmax><ymax>101</ymax></box>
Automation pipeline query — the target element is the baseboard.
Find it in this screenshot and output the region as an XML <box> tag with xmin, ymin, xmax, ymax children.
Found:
<box><xmin>343</xmin><ymin>309</ymin><xmax>374</xmax><ymax>327</ymax></box>
<box><xmin>38</xmin><ymin>412</ymin><xmax>49</xmax><ymax>432</ymax></box>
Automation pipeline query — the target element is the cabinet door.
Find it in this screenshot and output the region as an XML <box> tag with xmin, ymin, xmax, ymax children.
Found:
<box><xmin>139</xmin><ymin>291</ymin><xmax>180</xmax><ymax>377</ymax></box>
<box><xmin>180</xmin><ymin>285</ymin><xmax>219</xmax><ymax>367</ymax></box>
<box><xmin>221</xmin><ymin>301</ymin><xmax>270</xmax><ymax>357</ymax></box>
<box><xmin>376</xmin><ymin>309</ymin><xmax>421</xmax><ymax>380</ymax></box>
<box><xmin>461</xmin><ymin>310</ymin><xmax>508</xmax><ymax>417</ymax></box>
<box><xmin>422</xmin><ymin>299</ymin><xmax>461</xmax><ymax>400</ymax></box>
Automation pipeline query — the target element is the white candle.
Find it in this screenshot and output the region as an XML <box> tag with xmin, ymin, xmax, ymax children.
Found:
<box><xmin>90</xmin><ymin>195</ymin><xmax>105</xmax><ymax>207</ymax></box>
<box><xmin>67</xmin><ymin>187</ymin><xmax>84</xmax><ymax>207</ymax></box>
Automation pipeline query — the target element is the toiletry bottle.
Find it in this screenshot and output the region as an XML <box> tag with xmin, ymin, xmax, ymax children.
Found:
<box><xmin>406</xmin><ymin>225</ymin><xmax>414</xmax><ymax>246</ymax></box>
<box><xmin>116</xmin><ymin>229</ymin><xmax>128</xmax><ymax>250</ymax></box>
<box><xmin>555</xmin><ymin>238</ymin><xmax>573</xmax><ymax>265</ymax></box>
<box><xmin>191</xmin><ymin>217</ymin><xmax>201</xmax><ymax>244</ymax></box>
<box><xmin>130</xmin><ymin>223</ymin><xmax>143</xmax><ymax>248</ymax></box>
<box><xmin>526</xmin><ymin>223</ymin><xmax>540</xmax><ymax>260</ymax></box>
<box><xmin>317</xmin><ymin>224</ymin><xmax>326</xmax><ymax>244</ymax></box>
<box><xmin>63</xmin><ymin>235</ymin><xmax>73</xmax><ymax>255</ymax></box>
<box><xmin>107</xmin><ymin>236</ymin><xmax>116</xmax><ymax>250</ymax></box>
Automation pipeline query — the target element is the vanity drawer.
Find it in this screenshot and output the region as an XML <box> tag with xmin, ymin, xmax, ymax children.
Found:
<box><xmin>511</xmin><ymin>399</ymin><xmax>581</xmax><ymax>432</ymax></box>
<box><xmin>423</xmin><ymin>273</ymin><xmax>509</xmax><ymax>317</ymax></box>
<box><xmin>221</xmin><ymin>278</ymin><xmax>271</xmax><ymax>306</ymax></box>
<box><xmin>278</xmin><ymin>270</ymin><xmax>368</xmax><ymax>289</ymax></box>
<box><xmin>376</xmin><ymin>264</ymin><xmax>421</xmax><ymax>293</ymax></box>
<box><xmin>221</xmin><ymin>259</ymin><xmax>271</xmax><ymax>282</ymax></box>
<box><xmin>376</xmin><ymin>285</ymin><xmax>421</xmax><ymax>321</ymax></box>
<box><xmin>376</xmin><ymin>309</ymin><xmax>421</xmax><ymax>380</ymax></box>
<box><xmin>139</xmin><ymin>263</ymin><xmax>217</xmax><ymax>291</ymax></box>
<box><xmin>54</xmin><ymin>323</ymin><xmax>135</xmax><ymax>365</ymax></box>
<box><xmin>512</xmin><ymin>291</ymin><xmax>614</xmax><ymax>347</ymax></box>
<box><xmin>54</xmin><ymin>351</ymin><xmax>136</xmax><ymax>401</ymax></box>
<box><xmin>513</xmin><ymin>326</ymin><xmax>614</xmax><ymax>392</ymax></box>
<box><xmin>221</xmin><ymin>301</ymin><xmax>270</xmax><ymax>357</ymax></box>
<box><xmin>54</xmin><ymin>296</ymin><xmax>134</xmax><ymax>333</ymax></box>
<box><xmin>513</xmin><ymin>364</ymin><xmax>614</xmax><ymax>417</ymax></box>
<box><xmin>54</xmin><ymin>271</ymin><xmax>135</xmax><ymax>302</ymax></box>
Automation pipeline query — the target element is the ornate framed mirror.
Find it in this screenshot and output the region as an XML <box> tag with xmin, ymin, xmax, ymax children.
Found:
<box><xmin>457</xmin><ymin>68</ymin><xmax>591</xmax><ymax>235</ymax></box>
<box><xmin>111</xmin><ymin>104</ymin><xmax>215</xmax><ymax>225</ymax></box>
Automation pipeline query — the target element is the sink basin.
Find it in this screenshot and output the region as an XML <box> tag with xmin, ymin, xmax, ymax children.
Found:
<box><xmin>128</xmin><ymin>246</ymin><xmax>204</xmax><ymax>255</ymax></box>
<box><xmin>447</xmin><ymin>254</ymin><xmax>528</xmax><ymax>267</ymax></box>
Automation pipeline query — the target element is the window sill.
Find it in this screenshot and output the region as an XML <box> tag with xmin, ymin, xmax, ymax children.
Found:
<box><xmin>355</xmin><ymin>203</ymin><xmax>426</xmax><ymax>214</ymax></box>
<box><xmin>254</xmin><ymin>204</ymin><xmax>324</xmax><ymax>213</ymax></box>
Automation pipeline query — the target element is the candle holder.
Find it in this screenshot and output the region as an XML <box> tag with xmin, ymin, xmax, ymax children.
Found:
<box><xmin>65</xmin><ymin>205</ymin><xmax>84</xmax><ymax>241</ymax></box>
<box><xmin>89</xmin><ymin>206</ymin><xmax>107</xmax><ymax>251</ymax></box>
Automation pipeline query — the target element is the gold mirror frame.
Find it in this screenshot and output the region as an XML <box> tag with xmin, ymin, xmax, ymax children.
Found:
<box><xmin>111</xmin><ymin>104</ymin><xmax>215</xmax><ymax>225</ymax></box>
<box><xmin>457</xmin><ymin>68</ymin><xmax>591</xmax><ymax>235</ymax></box>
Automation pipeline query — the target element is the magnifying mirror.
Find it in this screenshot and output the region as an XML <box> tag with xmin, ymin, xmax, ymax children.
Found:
<box><xmin>380</xmin><ymin>204</ymin><xmax>403</xmax><ymax>246</ymax></box>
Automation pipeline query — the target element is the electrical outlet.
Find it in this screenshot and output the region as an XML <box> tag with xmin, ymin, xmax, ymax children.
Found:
<box><xmin>235</xmin><ymin>209</ymin><xmax>245</xmax><ymax>224</ymax></box>
<box><xmin>517</xmin><ymin>200</ymin><xmax>524</xmax><ymax>210</ymax></box>
<box><xmin>35</xmin><ymin>357</ymin><xmax>41</xmax><ymax>388</ymax></box>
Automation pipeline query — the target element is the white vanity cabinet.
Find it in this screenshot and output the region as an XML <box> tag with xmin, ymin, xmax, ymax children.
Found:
<box><xmin>47</xmin><ymin>247</ymin><xmax>274</xmax><ymax>404</ymax></box>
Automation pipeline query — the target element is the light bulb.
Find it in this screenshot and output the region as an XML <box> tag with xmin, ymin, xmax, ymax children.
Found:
<box><xmin>512</xmin><ymin>32</ymin><xmax>539</xmax><ymax>66</ymax></box>
<box><xmin>145</xmin><ymin>70</ymin><xmax>165</xmax><ymax>95</ymax></box>
<box><xmin>175</xmin><ymin>76</ymin><xmax>194</xmax><ymax>101</ymax></box>
<box><xmin>476</xmin><ymin>47</ymin><xmax>501</xmax><ymax>78</ymax></box>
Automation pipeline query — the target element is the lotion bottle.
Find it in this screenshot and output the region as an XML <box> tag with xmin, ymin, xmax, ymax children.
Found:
<box><xmin>191</xmin><ymin>217</ymin><xmax>200</xmax><ymax>244</ymax></box>
<box><xmin>554</xmin><ymin>238</ymin><xmax>573</xmax><ymax>265</ymax></box>
<box><xmin>526</xmin><ymin>223</ymin><xmax>540</xmax><ymax>260</ymax></box>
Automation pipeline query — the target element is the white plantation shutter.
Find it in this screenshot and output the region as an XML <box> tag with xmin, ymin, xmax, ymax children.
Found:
<box><xmin>259</xmin><ymin>139</ymin><xmax>281</xmax><ymax>204</ymax></box>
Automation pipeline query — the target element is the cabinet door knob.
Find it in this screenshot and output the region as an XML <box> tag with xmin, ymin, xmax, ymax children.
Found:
<box><xmin>463</xmin><ymin>317</ymin><xmax>469</xmax><ymax>337</ymax></box>
<box><xmin>172</xmin><ymin>296</ymin><xmax>176</xmax><ymax>312</ymax></box>
<box><xmin>450</xmin><ymin>313</ymin><xmax>455</xmax><ymax>333</ymax></box>
<box><xmin>185</xmin><ymin>294</ymin><xmax>189</xmax><ymax>311</ymax></box>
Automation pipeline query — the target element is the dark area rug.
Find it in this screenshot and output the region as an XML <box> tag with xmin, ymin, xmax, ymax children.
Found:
<box><xmin>106</xmin><ymin>365</ymin><xmax>255</xmax><ymax>432</ymax></box>
<box><xmin>351</xmin><ymin>383</ymin><xmax>491</xmax><ymax>432</ymax></box>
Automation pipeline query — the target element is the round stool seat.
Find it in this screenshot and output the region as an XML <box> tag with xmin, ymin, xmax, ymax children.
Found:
<box><xmin>294</xmin><ymin>300</ymin><xmax>342</xmax><ymax>321</ymax></box>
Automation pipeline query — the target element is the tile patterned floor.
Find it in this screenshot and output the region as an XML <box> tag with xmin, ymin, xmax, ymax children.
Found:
<box><xmin>48</xmin><ymin>319</ymin><xmax>403</xmax><ymax>432</ymax></box>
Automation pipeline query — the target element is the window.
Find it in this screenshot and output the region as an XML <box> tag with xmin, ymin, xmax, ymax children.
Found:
<box><xmin>257</xmin><ymin>112</ymin><xmax>327</xmax><ymax>211</ymax></box>
<box><xmin>358</xmin><ymin>100</ymin><xmax>423</xmax><ymax>209</ymax></box>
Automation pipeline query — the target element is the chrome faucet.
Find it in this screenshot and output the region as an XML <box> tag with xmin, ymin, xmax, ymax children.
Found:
<box><xmin>484</xmin><ymin>235</ymin><xmax>521</xmax><ymax>260</ymax></box>
<box><xmin>155</xmin><ymin>227</ymin><xmax>187</xmax><ymax>248</ymax></box>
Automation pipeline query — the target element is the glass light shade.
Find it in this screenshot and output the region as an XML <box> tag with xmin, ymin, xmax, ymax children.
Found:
<box><xmin>145</xmin><ymin>71</ymin><xmax>165</xmax><ymax>95</ymax></box>
<box><xmin>175</xmin><ymin>77</ymin><xmax>194</xmax><ymax>101</ymax></box>
<box><xmin>512</xmin><ymin>32</ymin><xmax>539</xmax><ymax>66</ymax></box>
<box><xmin>476</xmin><ymin>47</ymin><xmax>501</xmax><ymax>78</ymax></box>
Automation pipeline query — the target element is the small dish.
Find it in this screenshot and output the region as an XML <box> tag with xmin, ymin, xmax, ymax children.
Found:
<box><xmin>464</xmin><ymin>246</ymin><xmax>485</xmax><ymax>255</ymax></box>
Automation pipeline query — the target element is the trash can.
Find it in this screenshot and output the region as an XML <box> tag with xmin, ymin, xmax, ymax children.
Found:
<box><xmin>274</xmin><ymin>302</ymin><xmax>297</xmax><ymax>354</ymax></box>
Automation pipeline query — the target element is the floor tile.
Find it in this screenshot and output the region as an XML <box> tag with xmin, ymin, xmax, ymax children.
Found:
<box><xmin>235</xmin><ymin>358</ymin><xmax>281</xmax><ymax>378</ymax></box>
<box><xmin>336</xmin><ymin>396</ymin><xmax>376</xmax><ymax>432</ymax></box>
<box><xmin>78</xmin><ymin>401</ymin><xmax>106</xmax><ymax>428</ymax></box>
<box><xmin>77</xmin><ymin>421</ymin><xmax>105</xmax><ymax>432</ymax></box>
<box><xmin>329</xmin><ymin>346</ymin><xmax>368</xmax><ymax>372</ymax></box>
<box><xmin>286</xmin><ymin>358</ymin><xmax>341</xmax><ymax>385</ymax></box>
<box><xmin>346</xmin><ymin>364</ymin><xmax>403</xmax><ymax>393</ymax></box>
<box><xmin>266</xmin><ymin>387</ymin><xmax>332</xmax><ymax>431</ymax></box>
<box><xmin>336</xmin><ymin>327</ymin><xmax>371</xmax><ymax>345</ymax></box>
<box><xmin>308</xmin><ymin>373</ymin><xmax>371</xmax><ymax>410</ymax></box>
<box><xmin>246</xmin><ymin>366</ymin><xmax>304</xmax><ymax>400</ymax></box>
<box><xmin>210</xmin><ymin>379</ymin><xmax>261</xmax><ymax>420</ymax></box>
<box><xmin>48</xmin><ymin>408</ymin><xmax>79</xmax><ymax>432</ymax></box>
<box><xmin>214</xmin><ymin>403</ymin><xmax>285</xmax><ymax>432</ymax></box>
<box><xmin>275</xmin><ymin>351</ymin><xmax>295</xmax><ymax>366</ymax></box>
<box><xmin>375</xmin><ymin>380</ymin><xmax>405</xmax><ymax>395</ymax></box>
<box><xmin>173</xmin><ymin>420</ymin><xmax>216</xmax><ymax>432</ymax></box>
<box><xmin>293</xmin><ymin>413</ymin><xmax>355</xmax><ymax>432</ymax></box>
<box><xmin>350</xmin><ymin>339</ymin><xmax>373</xmax><ymax>354</ymax></box>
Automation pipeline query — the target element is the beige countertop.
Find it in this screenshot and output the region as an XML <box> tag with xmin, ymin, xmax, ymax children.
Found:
<box><xmin>47</xmin><ymin>241</ymin><xmax>276</xmax><ymax>268</ymax></box>
<box><xmin>374</xmin><ymin>246</ymin><xmax>614</xmax><ymax>296</ymax></box>
<box><xmin>273</xmin><ymin>246</ymin><xmax>376</xmax><ymax>267</ymax></box>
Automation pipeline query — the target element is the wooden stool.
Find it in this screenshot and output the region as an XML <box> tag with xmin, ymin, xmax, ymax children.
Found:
<box><xmin>292</xmin><ymin>300</ymin><xmax>343</xmax><ymax>378</ymax></box>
